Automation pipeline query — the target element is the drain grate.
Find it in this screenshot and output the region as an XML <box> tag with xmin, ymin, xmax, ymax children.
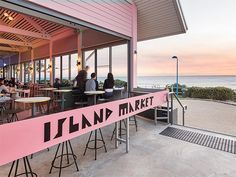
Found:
<box><xmin>160</xmin><ymin>127</ymin><xmax>236</xmax><ymax>154</ymax></box>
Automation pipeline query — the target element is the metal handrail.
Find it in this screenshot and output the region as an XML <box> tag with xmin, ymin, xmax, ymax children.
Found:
<box><xmin>169</xmin><ymin>92</ymin><xmax>187</xmax><ymax>126</ymax></box>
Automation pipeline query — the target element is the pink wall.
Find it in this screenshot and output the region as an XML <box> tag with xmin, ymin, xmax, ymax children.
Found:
<box><xmin>29</xmin><ymin>0</ymin><xmax>133</xmax><ymax>37</ymax></box>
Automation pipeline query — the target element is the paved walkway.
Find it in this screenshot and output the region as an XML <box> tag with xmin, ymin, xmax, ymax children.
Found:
<box><xmin>177</xmin><ymin>99</ymin><xmax>236</xmax><ymax>136</ymax></box>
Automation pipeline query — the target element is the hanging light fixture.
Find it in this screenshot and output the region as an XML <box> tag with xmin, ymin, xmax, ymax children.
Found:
<box><xmin>3</xmin><ymin>12</ymin><xmax>9</xmax><ymax>17</ymax></box>
<box><xmin>8</xmin><ymin>16</ymin><xmax>14</xmax><ymax>21</ymax></box>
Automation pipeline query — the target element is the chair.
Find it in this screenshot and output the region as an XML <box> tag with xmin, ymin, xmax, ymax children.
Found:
<box><xmin>23</xmin><ymin>89</ymin><xmax>30</xmax><ymax>97</ymax></box>
<box><xmin>52</xmin><ymin>92</ymin><xmax>63</xmax><ymax>112</ymax></box>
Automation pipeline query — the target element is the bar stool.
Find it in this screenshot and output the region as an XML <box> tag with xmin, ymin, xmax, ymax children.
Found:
<box><xmin>8</xmin><ymin>156</ymin><xmax>37</xmax><ymax>177</ymax></box>
<box><xmin>83</xmin><ymin>128</ymin><xmax>107</xmax><ymax>160</ymax></box>
<box><xmin>111</xmin><ymin>119</ymin><xmax>127</xmax><ymax>141</ymax></box>
<box><xmin>5</xmin><ymin>108</ymin><xmax>22</xmax><ymax>122</ymax></box>
<box><xmin>129</xmin><ymin>116</ymin><xmax>138</xmax><ymax>131</ymax></box>
<box><xmin>49</xmin><ymin>140</ymin><xmax>79</xmax><ymax>177</ymax></box>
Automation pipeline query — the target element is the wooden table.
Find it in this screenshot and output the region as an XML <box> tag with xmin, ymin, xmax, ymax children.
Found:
<box><xmin>53</xmin><ymin>90</ymin><xmax>71</xmax><ymax>111</ymax></box>
<box><xmin>15</xmin><ymin>97</ymin><xmax>50</xmax><ymax>117</ymax></box>
<box><xmin>84</xmin><ymin>91</ymin><xmax>105</xmax><ymax>105</ymax></box>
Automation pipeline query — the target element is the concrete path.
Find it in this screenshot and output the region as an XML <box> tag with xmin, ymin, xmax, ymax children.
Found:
<box><xmin>177</xmin><ymin>99</ymin><xmax>236</xmax><ymax>136</ymax></box>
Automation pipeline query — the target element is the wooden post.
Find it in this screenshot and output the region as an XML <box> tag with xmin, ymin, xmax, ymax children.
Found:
<box><xmin>31</xmin><ymin>48</ymin><xmax>34</xmax><ymax>83</ymax></box>
<box><xmin>18</xmin><ymin>52</ymin><xmax>21</xmax><ymax>81</ymax></box>
<box><xmin>49</xmin><ymin>41</ymin><xmax>53</xmax><ymax>86</ymax></box>
<box><xmin>77</xmin><ymin>30</ymin><xmax>82</xmax><ymax>71</ymax></box>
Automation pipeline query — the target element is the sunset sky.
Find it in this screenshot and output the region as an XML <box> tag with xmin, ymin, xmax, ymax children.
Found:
<box><xmin>137</xmin><ymin>0</ymin><xmax>236</xmax><ymax>76</ymax></box>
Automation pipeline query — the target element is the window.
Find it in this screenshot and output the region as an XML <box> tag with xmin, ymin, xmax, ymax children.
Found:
<box><xmin>5</xmin><ymin>66</ymin><xmax>10</xmax><ymax>79</ymax></box>
<box><xmin>62</xmin><ymin>55</ymin><xmax>69</xmax><ymax>80</ymax></box>
<box><xmin>35</xmin><ymin>60</ymin><xmax>40</xmax><ymax>83</ymax></box>
<box><xmin>45</xmin><ymin>59</ymin><xmax>50</xmax><ymax>84</ymax></box>
<box><xmin>97</xmin><ymin>47</ymin><xmax>109</xmax><ymax>82</ymax></box>
<box><xmin>40</xmin><ymin>60</ymin><xmax>45</xmax><ymax>83</ymax></box>
<box><xmin>85</xmin><ymin>50</ymin><xmax>95</xmax><ymax>80</ymax></box>
<box><xmin>21</xmin><ymin>63</ymin><xmax>24</xmax><ymax>83</ymax></box>
<box><xmin>71</xmin><ymin>53</ymin><xmax>78</xmax><ymax>80</ymax></box>
<box><xmin>112</xmin><ymin>44</ymin><xmax>128</xmax><ymax>82</ymax></box>
<box><xmin>54</xmin><ymin>56</ymin><xmax>61</xmax><ymax>80</ymax></box>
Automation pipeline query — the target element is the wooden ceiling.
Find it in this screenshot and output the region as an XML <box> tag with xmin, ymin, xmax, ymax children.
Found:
<box><xmin>0</xmin><ymin>7</ymin><xmax>73</xmax><ymax>57</ymax></box>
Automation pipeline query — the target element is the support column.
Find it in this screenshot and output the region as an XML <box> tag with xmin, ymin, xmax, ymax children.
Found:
<box><xmin>30</xmin><ymin>48</ymin><xmax>34</xmax><ymax>83</ymax></box>
<box><xmin>77</xmin><ymin>30</ymin><xmax>82</xmax><ymax>71</ymax></box>
<box><xmin>109</xmin><ymin>46</ymin><xmax>112</xmax><ymax>73</ymax></box>
<box><xmin>18</xmin><ymin>52</ymin><xmax>21</xmax><ymax>81</ymax></box>
<box><xmin>49</xmin><ymin>41</ymin><xmax>53</xmax><ymax>86</ymax></box>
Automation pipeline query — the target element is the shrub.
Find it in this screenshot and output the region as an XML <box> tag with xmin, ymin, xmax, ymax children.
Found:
<box><xmin>114</xmin><ymin>79</ymin><xmax>127</xmax><ymax>88</ymax></box>
<box><xmin>61</xmin><ymin>79</ymin><xmax>72</xmax><ymax>87</ymax></box>
<box><xmin>186</xmin><ymin>87</ymin><xmax>235</xmax><ymax>101</ymax></box>
<box><xmin>167</xmin><ymin>83</ymin><xmax>187</xmax><ymax>96</ymax></box>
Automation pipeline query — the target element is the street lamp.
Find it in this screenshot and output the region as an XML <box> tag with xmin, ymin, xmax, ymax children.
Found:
<box><xmin>172</xmin><ymin>56</ymin><xmax>179</xmax><ymax>96</ymax></box>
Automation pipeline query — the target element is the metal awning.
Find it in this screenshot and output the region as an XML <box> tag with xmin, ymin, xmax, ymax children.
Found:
<box><xmin>133</xmin><ymin>0</ymin><xmax>188</xmax><ymax>41</ymax></box>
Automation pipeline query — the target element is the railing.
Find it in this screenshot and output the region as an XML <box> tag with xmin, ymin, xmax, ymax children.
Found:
<box><xmin>169</xmin><ymin>92</ymin><xmax>187</xmax><ymax>126</ymax></box>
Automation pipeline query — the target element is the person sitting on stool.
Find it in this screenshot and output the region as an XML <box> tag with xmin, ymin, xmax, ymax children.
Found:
<box><xmin>103</xmin><ymin>73</ymin><xmax>114</xmax><ymax>98</ymax></box>
<box><xmin>85</xmin><ymin>73</ymin><xmax>98</xmax><ymax>105</ymax></box>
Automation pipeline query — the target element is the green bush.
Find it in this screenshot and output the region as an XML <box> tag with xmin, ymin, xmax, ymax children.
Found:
<box><xmin>186</xmin><ymin>87</ymin><xmax>235</xmax><ymax>101</ymax></box>
<box><xmin>167</xmin><ymin>83</ymin><xmax>187</xmax><ymax>96</ymax></box>
<box><xmin>114</xmin><ymin>79</ymin><xmax>127</xmax><ymax>88</ymax></box>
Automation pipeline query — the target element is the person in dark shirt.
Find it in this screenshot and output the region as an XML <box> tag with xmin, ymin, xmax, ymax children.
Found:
<box><xmin>103</xmin><ymin>73</ymin><xmax>114</xmax><ymax>98</ymax></box>
<box><xmin>53</xmin><ymin>78</ymin><xmax>61</xmax><ymax>89</ymax></box>
<box><xmin>73</xmin><ymin>70</ymin><xmax>88</xmax><ymax>101</ymax></box>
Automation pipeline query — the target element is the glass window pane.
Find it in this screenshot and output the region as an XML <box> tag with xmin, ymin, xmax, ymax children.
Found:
<box><xmin>40</xmin><ymin>60</ymin><xmax>45</xmax><ymax>83</ymax></box>
<box><xmin>54</xmin><ymin>56</ymin><xmax>61</xmax><ymax>79</ymax></box>
<box><xmin>97</xmin><ymin>48</ymin><xmax>109</xmax><ymax>82</ymax></box>
<box><xmin>21</xmin><ymin>63</ymin><xmax>24</xmax><ymax>83</ymax></box>
<box><xmin>85</xmin><ymin>50</ymin><xmax>95</xmax><ymax>79</ymax></box>
<box><xmin>112</xmin><ymin>44</ymin><xmax>128</xmax><ymax>83</ymax></box>
<box><xmin>62</xmin><ymin>55</ymin><xmax>69</xmax><ymax>80</ymax></box>
<box><xmin>45</xmin><ymin>59</ymin><xmax>50</xmax><ymax>84</ymax></box>
<box><xmin>25</xmin><ymin>63</ymin><xmax>29</xmax><ymax>83</ymax></box>
<box><xmin>11</xmin><ymin>65</ymin><xmax>14</xmax><ymax>78</ymax></box>
<box><xmin>35</xmin><ymin>60</ymin><xmax>40</xmax><ymax>83</ymax></box>
<box><xmin>71</xmin><ymin>53</ymin><xmax>78</xmax><ymax>80</ymax></box>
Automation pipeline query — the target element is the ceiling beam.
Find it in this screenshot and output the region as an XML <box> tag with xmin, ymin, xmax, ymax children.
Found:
<box><xmin>0</xmin><ymin>38</ymin><xmax>32</xmax><ymax>47</ymax></box>
<box><xmin>0</xmin><ymin>46</ymin><xmax>20</xmax><ymax>52</ymax></box>
<box><xmin>19</xmin><ymin>14</ymin><xmax>50</xmax><ymax>36</ymax></box>
<box><xmin>0</xmin><ymin>25</ymin><xmax>51</xmax><ymax>40</ymax></box>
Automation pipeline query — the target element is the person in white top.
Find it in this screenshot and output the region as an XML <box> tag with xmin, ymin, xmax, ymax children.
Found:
<box><xmin>0</xmin><ymin>78</ymin><xmax>9</xmax><ymax>93</ymax></box>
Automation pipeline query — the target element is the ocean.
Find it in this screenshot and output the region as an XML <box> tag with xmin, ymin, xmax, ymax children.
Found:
<box><xmin>98</xmin><ymin>75</ymin><xmax>236</xmax><ymax>90</ymax></box>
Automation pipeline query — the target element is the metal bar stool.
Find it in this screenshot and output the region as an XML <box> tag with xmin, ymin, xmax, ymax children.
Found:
<box><xmin>49</xmin><ymin>140</ymin><xmax>79</xmax><ymax>177</ymax></box>
<box><xmin>129</xmin><ymin>116</ymin><xmax>138</xmax><ymax>132</ymax></box>
<box><xmin>8</xmin><ymin>156</ymin><xmax>37</xmax><ymax>177</ymax></box>
<box><xmin>111</xmin><ymin>119</ymin><xmax>127</xmax><ymax>141</ymax></box>
<box><xmin>83</xmin><ymin>128</ymin><xmax>107</xmax><ymax>160</ymax></box>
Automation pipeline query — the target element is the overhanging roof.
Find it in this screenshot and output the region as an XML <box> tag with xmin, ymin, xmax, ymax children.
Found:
<box><xmin>133</xmin><ymin>0</ymin><xmax>188</xmax><ymax>41</ymax></box>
